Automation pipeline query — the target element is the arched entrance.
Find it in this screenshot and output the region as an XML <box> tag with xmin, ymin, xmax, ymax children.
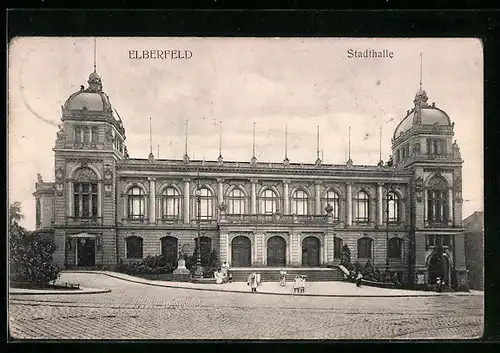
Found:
<box><xmin>267</xmin><ymin>236</ymin><xmax>286</xmax><ymax>267</ymax></box>
<box><xmin>231</xmin><ymin>236</ymin><xmax>251</xmax><ymax>267</ymax></box>
<box><xmin>161</xmin><ymin>236</ymin><xmax>178</xmax><ymax>264</ymax></box>
<box><xmin>428</xmin><ymin>253</ymin><xmax>450</xmax><ymax>285</ymax></box>
<box><xmin>302</xmin><ymin>236</ymin><xmax>320</xmax><ymax>267</ymax></box>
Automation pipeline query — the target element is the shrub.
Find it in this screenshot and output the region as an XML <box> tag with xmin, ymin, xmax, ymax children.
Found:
<box><xmin>353</xmin><ymin>261</ymin><xmax>362</xmax><ymax>272</ymax></box>
<box><xmin>114</xmin><ymin>255</ymin><xmax>176</xmax><ymax>275</ymax></box>
<box><xmin>340</xmin><ymin>245</ymin><xmax>351</xmax><ymax>267</ymax></box>
<box><xmin>10</xmin><ymin>226</ymin><xmax>60</xmax><ymax>286</ymax></box>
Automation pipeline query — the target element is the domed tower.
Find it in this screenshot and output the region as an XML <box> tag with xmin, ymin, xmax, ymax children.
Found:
<box><xmin>391</xmin><ymin>85</ymin><xmax>466</xmax><ymax>290</ymax></box>
<box><xmin>51</xmin><ymin>68</ymin><xmax>126</xmax><ymax>268</ymax></box>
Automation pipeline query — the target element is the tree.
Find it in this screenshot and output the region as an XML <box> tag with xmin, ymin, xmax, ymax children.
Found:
<box><xmin>9</xmin><ymin>201</ymin><xmax>24</xmax><ymax>227</ymax></box>
<box><xmin>9</xmin><ymin>201</ymin><xmax>59</xmax><ymax>286</ymax></box>
<box><xmin>340</xmin><ymin>244</ymin><xmax>351</xmax><ymax>266</ymax></box>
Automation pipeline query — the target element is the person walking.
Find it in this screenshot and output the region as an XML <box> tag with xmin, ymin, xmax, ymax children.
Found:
<box><xmin>293</xmin><ymin>275</ymin><xmax>300</xmax><ymax>294</ymax></box>
<box><xmin>279</xmin><ymin>269</ymin><xmax>287</xmax><ymax>286</ymax></box>
<box><xmin>250</xmin><ymin>273</ymin><xmax>258</xmax><ymax>293</ymax></box>
<box><xmin>300</xmin><ymin>275</ymin><xmax>306</xmax><ymax>293</ymax></box>
<box><xmin>356</xmin><ymin>271</ymin><xmax>363</xmax><ymax>288</ymax></box>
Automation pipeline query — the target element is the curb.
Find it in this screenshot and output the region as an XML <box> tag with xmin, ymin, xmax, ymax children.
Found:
<box><xmin>9</xmin><ymin>287</ymin><xmax>111</xmax><ymax>296</ymax></box>
<box><xmin>62</xmin><ymin>270</ymin><xmax>471</xmax><ymax>298</ymax></box>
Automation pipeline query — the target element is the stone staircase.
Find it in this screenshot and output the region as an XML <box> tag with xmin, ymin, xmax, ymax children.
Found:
<box><xmin>229</xmin><ymin>267</ymin><xmax>345</xmax><ymax>282</ymax></box>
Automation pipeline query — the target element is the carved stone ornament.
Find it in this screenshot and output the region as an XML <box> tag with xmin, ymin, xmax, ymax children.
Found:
<box><xmin>56</xmin><ymin>183</ymin><xmax>64</xmax><ymax>196</ymax></box>
<box><xmin>56</xmin><ymin>125</ymin><xmax>65</xmax><ymax>140</ymax></box>
<box><xmin>414</xmin><ymin>176</ymin><xmax>424</xmax><ymax>202</ymax></box>
<box><xmin>454</xmin><ymin>177</ymin><xmax>462</xmax><ymax>192</ymax></box>
<box><xmin>104</xmin><ymin>168</ymin><xmax>113</xmax><ymax>181</ymax></box>
<box><xmin>104</xmin><ymin>184</ymin><xmax>112</xmax><ymax>197</ymax></box>
<box><xmin>55</xmin><ymin>168</ymin><xmax>64</xmax><ymax>181</ymax></box>
<box><xmin>74</xmin><ymin>167</ymin><xmax>98</xmax><ymax>181</ymax></box>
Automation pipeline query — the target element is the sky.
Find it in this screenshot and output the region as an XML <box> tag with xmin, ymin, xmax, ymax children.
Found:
<box><xmin>8</xmin><ymin>37</ymin><xmax>483</xmax><ymax>230</ymax></box>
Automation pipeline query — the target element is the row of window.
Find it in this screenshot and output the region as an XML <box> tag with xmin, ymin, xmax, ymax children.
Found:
<box><xmin>395</xmin><ymin>138</ymin><xmax>447</xmax><ymax>164</ymax></box>
<box><xmin>125</xmin><ymin>186</ymin><xmax>401</xmax><ymax>222</ymax></box>
<box><xmin>125</xmin><ymin>235</ymin><xmax>404</xmax><ymax>261</ymax></box>
<box><xmin>74</xmin><ymin>126</ymin><xmax>99</xmax><ymax>144</ymax></box>
<box><xmin>333</xmin><ymin>237</ymin><xmax>404</xmax><ymax>260</ymax></box>
<box><xmin>425</xmin><ymin>235</ymin><xmax>452</xmax><ymax>250</ymax></box>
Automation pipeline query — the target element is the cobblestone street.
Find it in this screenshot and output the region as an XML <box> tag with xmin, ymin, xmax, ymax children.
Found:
<box><xmin>9</xmin><ymin>273</ymin><xmax>483</xmax><ymax>340</ymax></box>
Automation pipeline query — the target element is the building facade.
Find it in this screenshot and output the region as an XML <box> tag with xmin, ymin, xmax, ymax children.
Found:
<box><xmin>33</xmin><ymin>69</ymin><xmax>468</xmax><ymax>288</ymax></box>
<box><xmin>464</xmin><ymin>211</ymin><xmax>484</xmax><ymax>290</ymax></box>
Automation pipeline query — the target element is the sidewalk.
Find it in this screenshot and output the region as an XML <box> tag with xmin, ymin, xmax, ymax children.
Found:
<box><xmin>63</xmin><ymin>270</ymin><xmax>482</xmax><ymax>298</ymax></box>
<box><xmin>9</xmin><ymin>286</ymin><xmax>111</xmax><ymax>295</ymax></box>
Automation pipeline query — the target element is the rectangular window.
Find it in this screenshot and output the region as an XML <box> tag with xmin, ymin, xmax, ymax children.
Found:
<box><xmin>75</xmin><ymin>127</ymin><xmax>82</xmax><ymax>143</ymax></box>
<box><xmin>83</xmin><ymin>128</ymin><xmax>90</xmax><ymax>144</ymax></box>
<box><xmin>74</xmin><ymin>182</ymin><xmax>98</xmax><ymax>218</ymax></box>
<box><xmin>334</xmin><ymin>237</ymin><xmax>343</xmax><ymax>259</ymax></box>
<box><xmin>442</xmin><ymin>235</ymin><xmax>451</xmax><ymax>246</ymax></box>
<box><xmin>91</xmin><ymin>127</ymin><xmax>98</xmax><ymax>143</ymax></box>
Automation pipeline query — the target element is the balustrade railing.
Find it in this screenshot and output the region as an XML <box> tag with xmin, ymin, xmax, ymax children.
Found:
<box><xmin>224</xmin><ymin>213</ymin><xmax>329</xmax><ymax>224</ymax></box>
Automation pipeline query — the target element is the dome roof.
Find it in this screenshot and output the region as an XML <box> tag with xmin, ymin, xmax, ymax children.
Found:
<box><xmin>65</xmin><ymin>91</ymin><xmax>111</xmax><ymax>111</ymax></box>
<box><xmin>393</xmin><ymin>89</ymin><xmax>452</xmax><ymax>139</ymax></box>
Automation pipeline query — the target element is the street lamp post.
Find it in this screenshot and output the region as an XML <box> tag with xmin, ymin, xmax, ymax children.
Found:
<box><xmin>385</xmin><ymin>186</ymin><xmax>394</xmax><ymax>270</ymax></box>
<box><xmin>193</xmin><ymin>184</ymin><xmax>203</xmax><ymax>279</ymax></box>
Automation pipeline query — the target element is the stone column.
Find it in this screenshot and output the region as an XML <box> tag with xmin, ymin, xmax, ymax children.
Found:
<box><xmin>283</xmin><ymin>180</ymin><xmax>290</xmax><ymax>214</ymax></box>
<box><xmin>183</xmin><ymin>178</ymin><xmax>190</xmax><ymax>224</ymax></box>
<box><xmin>97</xmin><ymin>182</ymin><xmax>102</xmax><ymax>218</ymax></box>
<box><xmin>346</xmin><ymin>182</ymin><xmax>352</xmax><ymax>226</ymax></box>
<box><xmin>251</xmin><ymin>179</ymin><xmax>257</xmax><ymax>214</ymax></box>
<box><xmin>67</xmin><ymin>181</ymin><xmax>73</xmax><ymax>217</ymax></box>
<box><xmin>148</xmin><ymin>177</ymin><xmax>156</xmax><ymax>223</ymax></box>
<box><xmin>377</xmin><ymin>182</ymin><xmax>383</xmax><ymax>226</ymax></box>
<box><xmin>323</xmin><ymin>234</ymin><xmax>328</xmax><ymax>265</ymax></box>
<box><xmin>448</xmin><ymin>188</ymin><xmax>454</xmax><ymax>224</ymax></box>
<box><xmin>423</xmin><ymin>189</ymin><xmax>428</xmax><ymax>225</ymax></box>
<box><xmin>315</xmin><ymin>181</ymin><xmax>322</xmax><ymax>215</ymax></box>
<box><xmin>217</xmin><ymin>178</ymin><xmax>224</xmax><ymax>216</ymax></box>
<box><xmin>219</xmin><ymin>232</ymin><xmax>228</xmax><ymax>263</ymax></box>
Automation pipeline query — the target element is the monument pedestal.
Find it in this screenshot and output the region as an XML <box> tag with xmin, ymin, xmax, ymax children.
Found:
<box><xmin>173</xmin><ymin>258</ymin><xmax>190</xmax><ymax>282</ymax></box>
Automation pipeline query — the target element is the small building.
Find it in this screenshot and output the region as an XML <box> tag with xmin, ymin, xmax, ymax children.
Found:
<box><xmin>463</xmin><ymin>211</ymin><xmax>484</xmax><ymax>290</ymax></box>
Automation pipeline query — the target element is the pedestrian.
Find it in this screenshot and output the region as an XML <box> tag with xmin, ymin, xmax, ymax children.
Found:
<box><xmin>356</xmin><ymin>272</ymin><xmax>363</xmax><ymax>288</ymax></box>
<box><xmin>279</xmin><ymin>269</ymin><xmax>287</xmax><ymax>286</ymax></box>
<box><xmin>293</xmin><ymin>275</ymin><xmax>300</xmax><ymax>294</ymax></box>
<box><xmin>300</xmin><ymin>275</ymin><xmax>306</xmax><ymax>293</ymax></box>
<box><xmin>436</xmin><ymin>277</ymin><xmax>442</xmax><ymax>292</ymax></box>
<box><xmin>250</xmin><ymin>273</ymin><xmax>258</xmax><ymax>293</ymax></box>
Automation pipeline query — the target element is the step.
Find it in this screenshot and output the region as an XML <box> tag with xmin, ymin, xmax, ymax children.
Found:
<box><xmin>228</xmin><ymin>267</ymin><xmax>345</xmax><ymax>282</ymax></box>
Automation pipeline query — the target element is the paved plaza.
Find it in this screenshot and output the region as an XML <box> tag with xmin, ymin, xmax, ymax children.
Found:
<box><xmin>9</xmin><ymin>272</ymin><xmax>483</xmax><ymax>340</ymax></box>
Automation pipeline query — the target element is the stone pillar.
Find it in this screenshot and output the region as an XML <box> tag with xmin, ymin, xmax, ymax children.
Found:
<box><xmin>377</xmin><ymin>182</ymin><xmax>383</xmax><ymax>226</ymax></box>
<box><xmin>424</xmin><ymin>189</ymin><xmax>428</xmax><ymax>225</ymax></box>
<box><xmin>183</xmin><ymin>178</ymin><xmax>190</xmax><ymax>224</ymax></box>
<box><xmin>448</xmin><ymin>188</ymin><xmax>454</xmax><ymax>224</ymax></box>
<box><xmin>148</xmin><ymin>177</ymin><xmax>156</xmax><ymax>223</ymax></box>
<box><xmin>346</xmin><ymin>182</ymin><xmax>352</xmax><ymax>226</ymax></box>
<box><xmin>283</xmin><ymin>180</ymin><xmax>290</xmax><ymax>214</ymax></box>
<box><xmin>67</xmin><ymin>181</ymin><xmax>73</xmax><ymax>217</ymax></box>
<box><xmin>315</xmin><ymin>181</ymin><xmax>322</xmax><ymax>215</ymax></box>
<box><xmin>217</xmin><ymin>178</ymin><xmax>224</xmax><ymax>216</ymax></box>
<box><xmin>97</xmin><ymin>182</ymin><xmax>102</xmax><ymax>218</ymax></box>
<box><xmin>251</xmin><ymin>179</ymin><xmax>257</xmax><ymax>214</ymax></box>
<box><xmin>219</xmin><ymin>232</ymin><xmax>228</xmax><ymax>263</ymax></box>
<box><xmin>323</xmin><ymin>234</ymin><xmax>328</xmax><ymax>265</ymax></box>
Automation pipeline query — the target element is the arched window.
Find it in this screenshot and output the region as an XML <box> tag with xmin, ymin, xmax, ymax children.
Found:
<box><xmin>128</xmin><ymin>186</ymin><xmax>146</xmax><ymax>219</ymax></box>
<box><xmin>322</xmin><ymin>190</ymin><xmax>340</xmax><ymax>220</ymax></box>
<box><xmin>160</xmin><ymin>187</ymin><xmax>181</xmax><ymax>219</ymax></box>
<box><xmin>194</xmin><ymin>188</ymin><xmax>214</xmax><ymax>220</ymax></box>
<box><xmin>260</xmin><ymin>189</ymin><xmax>278</xmax><ymax>214</ymax></box>
<box><xmin>355</xmin><ymin>191</ymin><xmax>369</xmax><ymax>223</ymax></box>
<box><xmin>227</xmin><ymin>188</ymin><xmax>245</xmax><ymax>214</ymax></box>
<box><xmin>427</xmin><ymin>176</ymin><xmax>449</xmax><ymax>224</ymax></box>
<box><xmin>388</xmin><ymin>237</ymin><xmax>403</xmax><ymax>259</ymax></box>
<box><xmin>334</xmin><ymin>237</ymin><xmax>343</xmax><ymax>259</ymax></box>
<box><xmin>387</xmin><ymin>192</ymin><xmax>399</xmax><ymax>223</ymax></box>
<box><xmin>291</xmin><ymin>189</ymin><xmax>308</xmax><ymax>215</ymax></box>
<box><xmin>126</xmin><ymin>236</ymin><xmax>143</xmax><ymax>259</ymax></box>
<box><xmin>36</xmin><ymin>199</ymin><xmax>41</xmax><ymax>228</ymax></box>
<box><xmin>73</xmin><ymin>167</ymin><xmax>98</xmax><ymax>219</ymax></box>
<box><xmin>357</xmin><ymin>237</ymin><xmax>372</xmax><ymax>259</ymax></box>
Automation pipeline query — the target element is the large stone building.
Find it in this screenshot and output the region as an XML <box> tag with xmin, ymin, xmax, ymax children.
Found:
<box><xmin>33</xmin><ymin>67</ymin><xmax>468</xmax><ymax>288</ymax></box>
<box><xmin>464</xmin><ymin>211</ymin><xmax>484</xmax><ymax>290</ymax></box>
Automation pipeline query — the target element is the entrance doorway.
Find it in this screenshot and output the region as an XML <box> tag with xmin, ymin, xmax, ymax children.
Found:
<box><xmin>428</xmin><ymin>253</ymin><xmax>449</xmax><ymax>285</ymax></box>
<box><xmin>267</xmin><ymin>236</ymin><xmax>286</xmax><ymax>267</ymax></box>
<box><xmin>77</xmin><ymin>238</ymin><xmax>95</xmax><ymax>267</ymax></box>
<box><xmin>302</xmin><ymin>236</ymin><xmax>320</xmax><ymax>267</ymax></box>
<box><xmin>231</xmin><ymin>236</ymin><xmax>251</xmax><ymax>267</ymax></box>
